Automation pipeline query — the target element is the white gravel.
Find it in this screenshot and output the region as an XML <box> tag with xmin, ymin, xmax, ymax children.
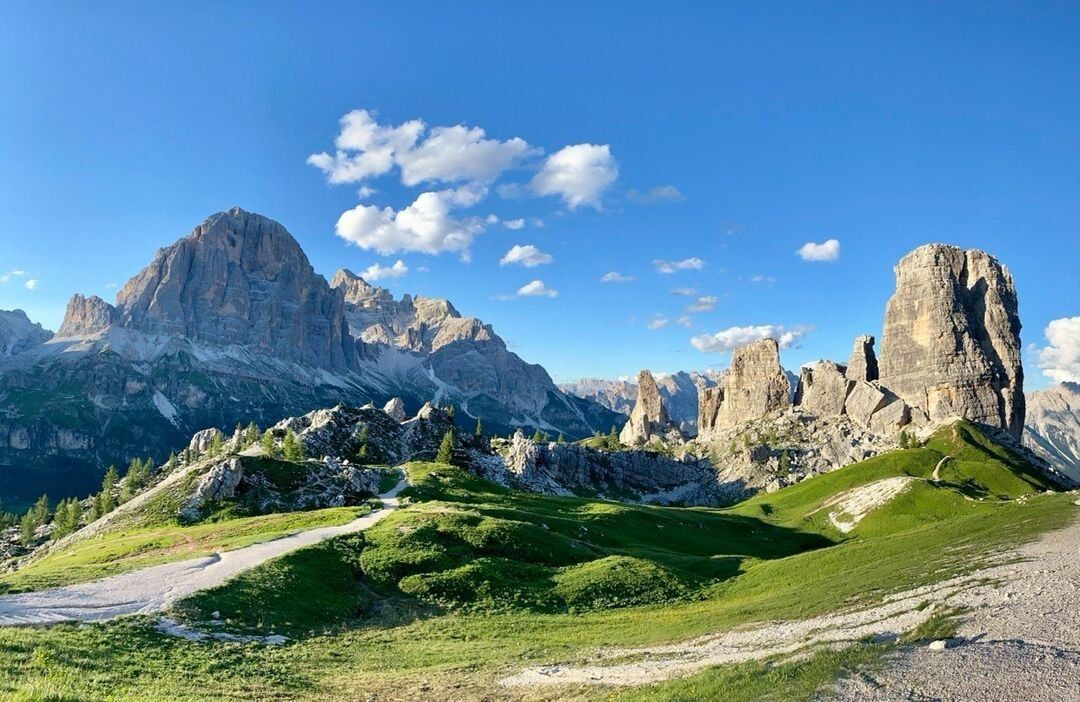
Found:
<box><xmin>826</xmin><ymin>510</ymin><xmax>1080</xmax><ymax>701</ymax></box>
<box><xmin>501</xmin><ymin>508</ymin><xmax>1080</xmax><ymax>691</ymax></box>
<box><xmin>0</xmin><ymin>480</ymin><xmax>409</xmax><ymax>626</ymax></box>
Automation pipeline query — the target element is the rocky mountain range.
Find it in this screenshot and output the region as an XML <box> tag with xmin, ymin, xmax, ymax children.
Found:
<box><xmin>560</xmin><ymin>370</ymin><xmax>721</xmax><ymax>435</ymax></box>
<box><xmin>1023</xmin><ymin>382</ymin><xmax>1080</xmax><ymax>483</ymax></box>
<box><xmin>0</xmin><ymin>208</ymin><xmax>619</xmax><ymax>505</ymax></box>
<box><xmin>565</xmin><ymin>244</ymin><xmax>1077</xmax><ymax>492</ymax></box>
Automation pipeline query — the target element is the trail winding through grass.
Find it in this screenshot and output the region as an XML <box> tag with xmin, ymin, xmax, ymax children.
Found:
<box><xmin>0</xmin><ymin>480</ymin><xmax>409</xmax><ymax>626</ymax></box>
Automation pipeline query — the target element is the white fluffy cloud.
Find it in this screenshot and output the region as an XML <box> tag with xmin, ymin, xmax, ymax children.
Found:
<box><xmin>502</xmin><ymin>218</ymin><xmax>526</xmax><ymax>230</ymax></box>
<box><xmin>627</xmin><ymin>185</ymin><xmax>685</xmax><ymax>204</ymax></box>
<box><xmin>500</xmin><ymin>244</ymin><xmax>553</xmax><ymax>268</ymax></box>
<box><xmin>335</xmin><ymin>185</ymin><xmax>488</xmax><ymax>256</ymax></box>
<box><xmin>0</xmin><ymin>269</ymin><xmax>26</xmax><ymax>284</ymax></box>
<box><xmin>1037</xmin><ymin>316</ymin><xmax>1080</xmax><ymax>383</ymax></box>
<box><xmin>517</xmin><ymin>279</ymin><xmax>558</xmax><ymax>298</ymax></box>
<box><xmin>600</xmin><ymin>271</ymin><xmax>635</xmax><ymax>283</ymax></box>
<box><xmin>308</xmin><ymin>109</ymin><xmax>535</xmax><ymax>186</ymax></box>
<box><xmin>686</xmin><ymin>295</ymin><xmax>717</xmax><ymax>313</ymax></box>
<box><xmin>361</xmin><ymin>260</ymin><xmax>408</xmax><ymax>281</ymax></box>
<box><xmin>24</xmin><ymin>279</ymin><xmax>38</xmax><ymax>290</ymax></box>
<box><xmin>797</xmin><ymin>239</ymin><xmax>841</xmax><ymax>261</ymax></box>
<box><xmin>530</xmin><ymin>144</ymin><xmax>618</xmax><ymax>209</ymax></box>
<box><xmin>690</xmin><ymin>324</ymin><xmax>810</xmax><ymax>353</ymax></box>
<box><xmin>647</xmin><ymin>316</ymin><xmax>669</xmax><ymax>330</ymax></box>
<box><xmin>654</xmin><ymin>258</ymin><xmax>705</xmax><ymax>274</ymax></box>
<box><xmin>676</xmin><ymin>315</ymin><xmax>693</xmax><ymax>328</ymax></box>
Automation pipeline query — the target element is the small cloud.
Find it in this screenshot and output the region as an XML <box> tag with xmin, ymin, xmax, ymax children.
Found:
<box><xmin>530</xmin><ymin>143</ymin><xmax>618</xmax><ymax>210</ymax></box>
<box><xmin>691</xmin><ymin>324</ymin><xmax>812</xmax><ymax>353</ymax></box>
<box><xmin>502</xmin><ymin>218</ymin><xmax>526</xmax><ymax>230</ymax></box>
<box><xmin>600</xmin><ymin>271</ymin><xmax>635</xmax><ymax>283</ymax></box>
<box><xmin>750</xmin><ymin>275</ymin><xmax>777</xmax><ymax>284</ymax></box>
<box><xmin>530</xmin><ymin>217</ymin><xmax>545</xmax><ymax>228</ymax></box>
<box><xmin>500</xmin><ymin>244</ymin><xmax>553</xmax><ymax>268</ymax></box>
<box><xmin>11</xmin><ymin>270</ymin><xmax>25</xmax><ymax>276</ymax></box>
<box><xmin>647</xmin><ymin>316</ymin><xmax>669</xmax><ymax>330</ymax></box>
<box><xmin>496</xmin><ymin>183</ymin><xmax>525</xmax><ymax>199</ymax></box>
<box><xmin>686</xmin><ymin>295</ymin><xmax>718</xmax><ymax>313</ymax></box>
<box><xmin>517</xmin><ymin>279</ymin><xmax>558</xmax><ymax>298</ymax></box>
<box><xmin>796</xmin><ymin>239</ymin><xmax>840</xmax><ymax>262</ymax></box>
<box><xmin>654</xmin><ymin>257</ymin><xmax>705</xmax><ymax>274</ymax></box>
<box><xmin>24</xmin><ymin>279</ymin><xmax>38</xmax><ymax>290</ymax></box>
<box><xmin>627</xmin><ymin>185</ymin><xmax>685</xmax><ymax>204</ymax></box>
<box><xmin>670</xmin><ymin>287</ymin><xmax>698</xmax><ymax>297</ymax></box>
<box><xmin>1036</xmin><ymin>316</ymin><xmax>1080</xmax><ymax>383</ymax></box>
<box><xmin>361</xmin><ymin>260</ymin><xmax>409</xmax><ymax>281</ymax></box>
<box><xmin>105</xmin><ymin>282</ymin><xmax>119</xmax><ymax>289</ymax></box>
<box><xmin>357</xmin><ymin>185</ymin><xmax>378</xmax><ymax>199</ymax></box>
<box><xmin>0</xmin><ymin>269</ymin><xmax>26</xmax><ymax>284</ymax></box>
<box><xmin>676</xmin><ymin>315</ymin><xmax>693</xmax><ymax>328</ymax></box>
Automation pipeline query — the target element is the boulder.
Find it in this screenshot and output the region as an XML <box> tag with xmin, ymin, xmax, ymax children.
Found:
<box><xmin>794</xmin><ymin>361</ymin><xmax>852</xmax><ymax>417</ymax></box>
<box><xmin>878</xmin><ymin>244</ymin><xmax>1024</xmax><ymax>436</ymax></box>
<box><xmin>383</xmin><ymin>397</ymin><xmax>407</xmax><ymax>422</ymax></box>
<box><xmin>844</xmin><ymin>381</ymin><xmax>887</xmax><ymax>429</ymax></box>
<box><xmin>868</xmin><ymin>395</ymin><xmax>911</xmax><ymax>436</ymax></box>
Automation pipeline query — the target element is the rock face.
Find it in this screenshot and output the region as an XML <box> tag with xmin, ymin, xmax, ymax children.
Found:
<box><xmin>382</xmin><ymin>397</ymin><xmax>407</xmax><ymax>422</ymax></box>
<box><xmin>0</xmin><ymin>208</ymin><xmax>619</xmax><ymax>505</ymax></box>
<box><xmin>108</xmin><ymin>207</ymin><xmax>357</xmax><ymax>371</ymax></box>
<box><xmin>879</xmin><ymin>244</ymin><xmax>1024</xmax><ymax>437</ymax></box>
<box><xmin>0</xmin><ymin>310</ymin><xmax>51</xmax><ymax>356</ymax></box>
<box><xmin>487</xmin><ymin>430</ymin><xmax>742</xmax><ymax>506</ymax></box>
<box><xmin>795</xmin><ymin>361</ymin><xmax>852</xmax><ymax>417</ymax></box>
<box><xmin>846</xmin><ymin>335</ymin><xmax>878</xmax><ymax>382</ymax></box>
<box><xmin>699</xmin><ymin>339</ymin><xmax>790</xmax><ymax>436</ymax></box>
<box><xmin>1024</xmin><ymin>382</ymin><xmax>1080</xmax><ymax>484</ymax></box>
<box><xmin>619</xmin><ymin>370</ymin><xmax>679</xmax><ymax>445</ymax></box>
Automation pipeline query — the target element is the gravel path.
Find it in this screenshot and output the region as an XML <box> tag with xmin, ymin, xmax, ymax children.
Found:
<box><xmin>0</xmin><ymin>479</ymin><xmax>409</xmax><ymax>626</ymax></box>
<box><xmin>501</xmin><ymin>506</ymin><xmax>1080</xmax><ymax>692</ymax></box>
<box><xmin>827</xmin><ymin>508</ymin><xmax>1080</xmax><ymax>701</ymax></box>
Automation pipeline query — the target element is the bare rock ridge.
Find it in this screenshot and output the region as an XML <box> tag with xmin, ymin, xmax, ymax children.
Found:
<box><xmin>878</xmin><ymin>244</ymin><xmax>1024</xmax><ymax>437</ymax></box>
<box><xmin>0</xmin><ymin>310</ymin><xmax>51</xmax><ymax>357</ymax></box>
<box><xmin>618</xmin><ymin>370</ymin><xmax>681</xmax><ymax>445</ymax></box>
<box><xmin>559</xmin><ymin>371</ymin><xmax>717</xmax><ymax>435</ymax></box>
<box><xmin>698</xmin><ymin>339</ymin><xmax>790</xmax><ymax>437</ymax></box>
<box><xmin>1023</xmin><ymin>382</ymin><xmax>1080</xmax><ymax>484</ymax></box>
<box><xmin>0</xmin><ymin>208</ymin><xmax>620</xmax><ymax>504</ymax></box>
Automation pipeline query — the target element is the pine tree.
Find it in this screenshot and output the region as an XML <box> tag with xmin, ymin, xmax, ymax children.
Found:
<box><xmin>474</xmin><ymin>417</ymin><xmax>483</xmax><ymax>439</ymax></box>
<box><xmin>209</xmin><ymin>430</ymin><xmax>224</xmax><ymax>457</ymax></box>
<box><xmin>245</xmin><ymin>422</ymin><xmax>258</xmax><ymax>445</ymax></box>
<box><xmin>261</xmin><ymin>429</ymin><xmax>276</xmax><ymax>456</ymax></box>
<box><xmin>282</xmin><ymin>429</ymin><xmax>304</xmax><ymax>462</ymax></box>
<box><xmin>165</xmin><ymin>452</ymin><xmax>177</xmax><ymax>474</ymax></box>
<box><xmin>609</xmin><ymin>426</ymin><xmax>619</xmax><ymax>441</ymax></box>
<box><xmin>31</xmin><ymin>494</ymin><xmax>49</xmax><ymax>524</ymax></box>
<box><xmin>20</xmin><ymin>495</ymin><xmax>49</xmax><ymax>545</ymax></box>
<box><xmin>445</xmin><ymin>404</ymin><xmax>455</xmax><ymax>419</ymax></box>
<box><xmin>557</xmin><ymin>432</ymin><xmax>565</xmax><ymax>444</ymax></box>
<box><xmin>436</xmin><ymin>430</ymin><xmax>455</xmax><ymax>464</ymax></box>
<box><xmin>92</xmin><ymin>492</ymin><xmax>105</xmax><ymax>520</ymax></box>
<box><xmin>531</xmin><ymin>430</ymin><xmax>544</xmax><ymax>443</ymax></box>
<box><xmin>898</xmin><ymin>430</ymin><xmax>910</xmax><ymax>449</ymax></box>
<box><xmin>100</xmin><ymin>466</ymin><xmax>119</xmax><ymax>514</ymax></box>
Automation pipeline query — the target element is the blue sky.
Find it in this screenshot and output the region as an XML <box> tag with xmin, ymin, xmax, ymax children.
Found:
<box><xmin>1</xmin><ymin>2</ymin><xmax>1077</xmax><ymax>388</ymax></box>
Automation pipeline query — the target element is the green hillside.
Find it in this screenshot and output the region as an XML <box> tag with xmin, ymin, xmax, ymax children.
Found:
<box><xmin>0</xmin><ymin>421</ymin><xmax>1074</xmax><ymax>701</ymax></box>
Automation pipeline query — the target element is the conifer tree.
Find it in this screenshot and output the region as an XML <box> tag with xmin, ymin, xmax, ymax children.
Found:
<box><xmin>100</xmin><ymin>466</ymin><xmax>119</xmax><ymax>514</ymax></box>
<box><xmin>261</xmin><ymin>429</ymin><xmax>276</xmax><ymax>456</ymax></box>
<box><xmin>282</xmin><ymin>429</ymin><xmax>304</xmax><ymax>462</ymax></box>
<box><xmin>436</xmin><ymin>430</ymin><xmax>455</xmax><ymax>464</ymax></box>
<box><xmin>474</xmin><ymin>417</ymin><xmax>483</xmax><ymax>439</ymax></box>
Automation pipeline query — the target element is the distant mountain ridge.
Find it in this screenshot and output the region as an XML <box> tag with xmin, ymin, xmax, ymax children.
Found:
<box><xmin>1024</xmin><ymin>382</ymin><xmax>1080</xmax><ymax>483</ymax></box>
<box><xmin>0</xmin><ymin>207</ymin><xmax>620</xmax><ymax>505</ymax></box>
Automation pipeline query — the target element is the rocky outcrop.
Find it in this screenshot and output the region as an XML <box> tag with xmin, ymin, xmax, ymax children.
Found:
<box><xmin>699</xmin><ymin>339</ymin><xmax>790</xmax><ymax>437</ymax></box>
<box><xmin>879</xmin><ymin>244</ymin><xmax>1024</xmax><ymax>437</ymax></box>
<box><xmin>1024</xmin><ymin>382</ymin><xmax>1080</xmax><ymax>484</ymax></box>
<box><xmin>383</xmin><ymin>397</ymin><xmax>407</xmax><ymax>422</ymax></box>
<box><xmin>55</xmin><ymin>295</ymin><xmax>115</xmax><ymax>338</ymax></box>
<box><xmin>846</xmin><ymin>335</ymin><xmax>878</xmax><ymax>382</ymax></box>
<box><xmin>179</xmin><ymin>457</ymin><xmax>243</xmax><ymax>520</ymax></box>
<box><xmin>561</xmin><ymin>371</ymin><xmax>720</xmax><ymax>435</ymax></box>
<box><xmin>619</xmin><ymin>370</ymin><xmax>680</xmax><ymax>445</ymax></box>
<box><xmin>795</xmin><ymin>361</ymin><xmax>852</xmax><ymax>417</ymax></box>
<box><xmin>0</xmin><ymin>310</ymin><xmax>51</xmax><ymax>356</ymax></box>
<box><xmin>487</xmin><ymin>430</ymin><xmax>742</xmax><ymax>506</ymax></box>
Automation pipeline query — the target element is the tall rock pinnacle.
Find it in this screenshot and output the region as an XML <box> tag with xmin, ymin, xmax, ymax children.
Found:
<box><xmin>619</xmin><ymin>370</ymin><xmax>675</xmax><ymax>445</ymax></box>
<box><xmin>698</xmin><ymin>338</ymin><xmax>790</xmax><ymax>436</ymax></box>
<box><xmin>878</xmin><ymin>244</ymin><xmax>1024</xmax><ymax>436</ymax></box>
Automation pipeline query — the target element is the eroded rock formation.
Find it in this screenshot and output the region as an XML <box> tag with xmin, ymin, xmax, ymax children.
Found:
<box><xmin>619</xmin><ymin>370</ymin><xmax>680</xmax><ymax>445</ymax></box>
<box><xmin>846</xmin><ymin>334</ymin><xmax>878</xmax><ymax>382</ymax></box>
<box><xmin>795</xmin><ymin>361</ymin><xmax>852</xmax><ymax>417</ymax></box>
<box><xmin>878</xmin><ymin>244</ymin><xmax>1024</xmax><ymax>436</ymax></box>
<box><xmin>698</xmin><ymin>339</ymin><xmax>790</xmax><ymax>436</ymax></box>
